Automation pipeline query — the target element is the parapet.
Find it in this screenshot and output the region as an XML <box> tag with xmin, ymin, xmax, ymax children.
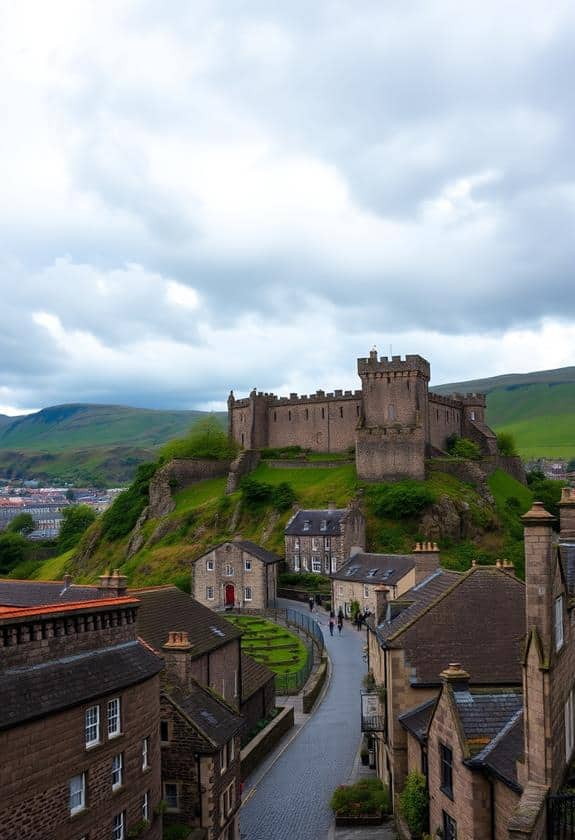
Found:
<box><xmin>452</xmin><ymin>393</ymin><xmax>487</xmax><ymax>407</ymax></box>
<box><xmin>357</xmin><ymin>352</ymin><xmax>430</xmax><ymax>379</ymax></box>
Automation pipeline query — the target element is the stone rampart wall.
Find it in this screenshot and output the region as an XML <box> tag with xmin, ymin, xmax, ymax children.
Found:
<box><xmin>148</xmin><ymin>458</ymin><xmax>231</xmax><ymax>518</ymax></box>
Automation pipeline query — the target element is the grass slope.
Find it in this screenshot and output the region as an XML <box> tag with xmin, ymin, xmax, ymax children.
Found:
<box><xmin>433</xmin><ymin>368</ymin><xmax>575</xmax><ymax>459</ymax></box>
<box><xmin>39</xmin><ymin>461</ymin><xmax>533</xmax><ymax>589</ymax></box>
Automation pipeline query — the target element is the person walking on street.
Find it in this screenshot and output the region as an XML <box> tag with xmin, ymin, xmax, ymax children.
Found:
<box><xmin>329</xmin><ymin>617</ymin><xmax>335</xmax><ymax>636</ymax></box>
<box><xmin>309</xmin><ymin>596</ymin><xmax>314</xmax><ymax>612</ymax></box>
<box><xmin>337</xmin><ymin>614</ymin><xmax>343</xmax><ymax>635</ymax></box>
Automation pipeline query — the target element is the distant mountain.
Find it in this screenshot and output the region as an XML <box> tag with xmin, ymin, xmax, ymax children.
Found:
<box><xmin>432</xmin><ymin>367</ymin><xmax>575</xmax><ymax>460</ymax></box>
<box><xmin>0</xmin><ymin>403</ymin><xmax>226</xmax><ymax>485</ymax></box>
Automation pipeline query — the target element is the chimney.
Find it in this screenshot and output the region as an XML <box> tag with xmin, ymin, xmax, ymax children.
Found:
<box><xmin>440</xmin><ymin>662</ymin><xmax>470</xmax><ymax>692</ymax></box>
<box><xmin>98</xmin><ymin>569</ymin><xmax>127</xmax><ymax>597</ymax></box>
<box><xmin>559</xmin><ymin>487</ymin><xmax>575</xmax><ymax>539</ymax></box>
<box><xmin>502</xmin><ymin>559</ymin><xmax>515</xmax><ymax>577</ymax></box>
<box><xmin>521</xmin><ymin>501</ymin><xmax>556</xmax><ymax>789</ymax></box>
<box><xmin>374</xmin><ymin>585</ymin><xmax>388</xmax><ymax>624</ymax></box>
<box><xmin>327</xmin><ymin>501</ymin><xmax>336</xmax><ymax>512</ymax></box>
<box><xmin>350</xmin><ymin>545</ymin><xmax>363</xmax><ymax>558</ymax></box>
<box><xmin>163</xmin><ymin>631</ymin><xmax>193</xmax><ymax>686</ymax></box>
<box><xmin>412</xmin><ymin>541</ymin><xmax>440</xmax><ymax>583</ymax></box>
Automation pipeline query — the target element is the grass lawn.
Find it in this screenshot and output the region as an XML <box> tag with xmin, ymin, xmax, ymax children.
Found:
<box><xmin>224</xmin><ymin>615</ymin><xmax>308</xmax><ymax>674</ymax></box>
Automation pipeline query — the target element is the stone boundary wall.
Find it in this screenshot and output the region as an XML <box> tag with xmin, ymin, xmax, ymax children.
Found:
<box><xmin>427</xmin><ymin>454</ymin><xmax>526</xmax><ymax>488</ymax></box>
<box><xmin>148</xmin><ymin>458</ymin><xmax>231</xmax><ymax>518</ymax></box>
<box><xmin>225</xmin><ymin>449</ymin><xmax>261</xmax><ymax>494</ymax></box>
<box><xmin>239</xmin><ymin>705</ymin><xmax>294</xmax><ymax>780</ymax></box>
<box><xmin>302</xmin><ymin>652</ymin><xmax>328</xmax><ymax>714</ymax></box>
<box><xmin>266</xmin><ymin>458</ymin><xmax>353</xmax><ymax>469</ymax></box>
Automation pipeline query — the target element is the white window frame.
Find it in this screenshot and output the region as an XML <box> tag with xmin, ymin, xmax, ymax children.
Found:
<box><xmin>332</xmin><ymin>556</ymin><xmax>338</xmax><ymax>573</ymax></box>
<box><xmin>220</xmin><ymin>781</ymin><xmax>235</xmax><ymax>823</ymax></box>
<box><xmin>113</xmin><ymin>811</ymin><xmax>126</xmax><ymax>840</ymax></box>
<box><xmin>312</xmin><ymin>537</ymin><xmax>318</xmax><ymax>550</ymax></box>
<box><xmin>220</xmin><ymin>744</ymin><xmax>228</xmax><ymax>773</ymax></box>
<box><xmin>206</xmin><ymin>585</ymin><xmax>214</xmax><ymax>600</ymax></box>
<box><xmin>225</xmin><ymin>564</ymin><xmax>234</xmax><ymax>577</ymax></box>
<box><xmin>85</xmin><ymin>705</ymin><xmax>100</xmax><ymax>748</ymax></box>
<box><xmin>69</xmin><ymin>772</ymin><xmax>86</xmax><ymax>816</ymax></box>
<box><xmin>324</xmin><ymin>555</ymin><xmax>330</xmax><ymax>574</ymax></box>
<box><xmin>302</xmin><ymin>556</ymin><xmax>308</xmax><ymax>571</ymax></box>
<box><xmin>142</xmin><ymin>736</ymin><xmax>150</xmax><ymax>770</ymax></box>
<box><xmin>107</xmin><ymin>697</ymin><xmax>121</xmax><ymax>739</ymax></box>
<box><xmin>111</xmin><ymin>753</ymin><xmax>123</xmax><ymax>791</ymax></box>
<box><xmin>364</xmin><ymin>584</ymin><xmax>370</xmax><ymax>599</ymax></box>
<box><xmin>294</xmin><ymin>554</ymin><xmax>300</xmax><ymax>571</ymax></box>
<box><xmin>312</xmin><ymin>557</ymin><xmax>321</xmax><ymax>573</ymax></box>
<box><xmin>164</xmin><ymin>781</ymin><xmax>180</xmax><ymax>811</ymax></box>
<box><xmin>206</xmin><ymin>557</ymin><xmax>215</xmax><ymax>572</ymax></box>
<box><xmin>244</xmin><ymin>558</ymin><xmax>252</xmax><ymax>572</ymax></box>
<box><xmin>555</xmin><ymin>595</ymin><xmax>565</xmax><ymax>651</ymax></box>
<box><xmin>244</xmin><ymin>586</ymin><xmax>252</xmax><ymax>601</ymax></box>
<box><xmin>142</xmin><ymin>790</ymin><xmax>150</xmax><ymax>822</ymax></box>
<box><xmin>294</xmin><ymin>539</ymin><xmax>300</xmax><ymax>550</ymax></box>
<box><xmin>566</xmin><ymin>690</ymin><xmax>575</xmax><ymax>760</ymax></box>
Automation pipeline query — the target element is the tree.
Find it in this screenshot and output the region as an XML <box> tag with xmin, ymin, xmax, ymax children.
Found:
<box><xmin>497</xmin><ymin>432</ymin><xmax>517</xmax><ymax>457</ymax></box>
<box><xmin>159</xmin><ymin>415</ymin><xmax>237</xmax><ymax>462</ymax></box>
<box><xmin>399</xmin><ymin>771</ymin><xmax>429</xmax><ymax>838</ymax></box>
<box><xmin>0</xmin><ymin>532</ymin><xmax>29</xmax><ymax>574</ymax></box>
<box><xmin>7</xmin><ymin>512</ymin><xmax>35</xmax><ymax>535</ymax></box>
<box><xmin>58</xmin><ymin>504</ymin><xmax>97</xmax><ymax>552</ymax></box>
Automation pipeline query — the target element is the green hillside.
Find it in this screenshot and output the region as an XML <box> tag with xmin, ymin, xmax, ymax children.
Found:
<box><xmin>433</xmin><ymin>367</ymin><xmax>575</xmax><ymax>459</ymax></box>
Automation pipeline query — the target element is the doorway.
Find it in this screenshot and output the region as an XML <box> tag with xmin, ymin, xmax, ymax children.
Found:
<box><xmin>225</xmin><ymin>584</ymin><xmax>235</xmax><ymax>607</ymax></box>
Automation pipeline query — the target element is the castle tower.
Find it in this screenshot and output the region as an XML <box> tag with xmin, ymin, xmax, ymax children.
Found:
<box><xmin>355</xmin><ymin>351</ymin><xmax>430</xmax><ymax>481</ymax></box>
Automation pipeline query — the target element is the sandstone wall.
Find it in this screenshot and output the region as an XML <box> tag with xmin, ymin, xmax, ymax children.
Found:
<box><xmin>428</xmin><ymin>394</ymin><xmax>463</xmax><ymax>451</ymax></box>
<box><xmin>148</xmin><ymin>458</ymin><xmax>231</xmax><ymax>518</ymax></box>
<box><xmin>356</xmin><ymin>426</ymin><xmax>426</xmax><ymax>482</ymax></box>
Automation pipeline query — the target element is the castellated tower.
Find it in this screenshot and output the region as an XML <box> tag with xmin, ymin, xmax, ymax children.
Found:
<box><xmin>355</xmin><ymin>350</ymin><xmax>430</xmax><ymax>481</ymax></box>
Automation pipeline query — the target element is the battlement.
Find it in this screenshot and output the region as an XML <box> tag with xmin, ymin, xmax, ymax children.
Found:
<box><xmin>429</xmin><ymin>392</ymin><xmax>464</xmax><ymax>410</ymax></box>
<box><xmin>230</xmin><ymin>389</ymin><xmax>362</xmax><ymax>408</ymax></box>
<box><xmin>357</xmin><ymin>351</ymin><xmax>430</xmax><ymax>379</ymax></box>
<box><xmin>452</xmin><ymin>392</ymin><xmax>487</xmax><ymax>407</ymax></box>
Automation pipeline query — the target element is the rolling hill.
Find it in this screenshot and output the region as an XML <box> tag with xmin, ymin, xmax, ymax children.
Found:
<box><xmin>433</xmin><ymin>366</ymin><xmax>575</xmax><ymax>459</ymax></box>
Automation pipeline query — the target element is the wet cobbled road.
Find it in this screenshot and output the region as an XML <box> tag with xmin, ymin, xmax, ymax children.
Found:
<box><xmin>240</xmin><ymin>601</ymin><xmax>367</xmax><ymax>840</ymax></box>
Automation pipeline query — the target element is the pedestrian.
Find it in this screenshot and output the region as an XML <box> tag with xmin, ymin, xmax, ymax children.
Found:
<box><xmin>330</xmin><ymin>608</ymin><xmax>335</xmax><ymax>620</ymax></box>
<box><xmin>337</xmin><ymin>614</ymin><xmax>343</xmax><ymax>635</ymax></box>
<box><xmin>329</xmin><ymin>617</ymin><xmax>335</xmax><ymax>636</ymax></box>
<box><xmin>309</xmin><ymin>596</ymin><xmax>314</xmax><ymax>612</ymax></box>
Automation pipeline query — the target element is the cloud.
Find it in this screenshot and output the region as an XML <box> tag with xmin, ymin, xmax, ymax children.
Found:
<box><xmin>1</xmin><ymin>0</ymin><xmax>575</xmax><ymax>412</ymax></box>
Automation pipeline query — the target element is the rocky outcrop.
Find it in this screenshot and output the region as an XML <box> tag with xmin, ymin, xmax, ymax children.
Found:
<box><xmin>126</xmin><ymin>507</ymin><xmax>149</xmax><ymax>558</ymax></box>
<box><xmin>225</xmin><ymin>449</ymin><xmax>261</xmax><ymax>494</ymax></box>
<box><xmin>419</xmin><ymin>495</ymin><xmax>496</xmax><ymax>542</ymax></box>
<box><xmin>148</xmin><ymin>458</ymin><xmax>231</xmax><ymax>518</ymax></box>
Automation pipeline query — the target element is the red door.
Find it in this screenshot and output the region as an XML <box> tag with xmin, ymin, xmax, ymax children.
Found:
<box><xmin>225</xmin><ymin>584</ymin><xmax>235</xmax><ymax>607</ymax></box>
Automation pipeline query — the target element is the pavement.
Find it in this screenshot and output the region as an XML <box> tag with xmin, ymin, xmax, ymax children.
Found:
<box><xmin>240</xmin><ymin>599</ymin><xmax>383</xmax><ymax>840</ymax></box>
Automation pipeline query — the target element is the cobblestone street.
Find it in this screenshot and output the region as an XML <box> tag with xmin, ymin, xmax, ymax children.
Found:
<box><xmin>240</xmin><ymin>601</ymin><xmax>368</xmax><ymax>840</ymax></box>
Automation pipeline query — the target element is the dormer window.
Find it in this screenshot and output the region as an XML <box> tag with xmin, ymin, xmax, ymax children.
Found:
<box><xmin>555</xmin><ymin>595</ymin><xmax>565</xmax><ymax>651</ymax></box>
<box><xmin>320</xmin><ymin>520</ymin><xmax>327</xmax><ymax>532</ymax></box>
<box><xmin>303</xmin><ymin>520</ymin><xmax>311</xmax><ymax>532</ymax></box>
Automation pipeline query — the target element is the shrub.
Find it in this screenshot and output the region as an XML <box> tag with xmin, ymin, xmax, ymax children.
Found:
<box><xmin>370</xmin><ymin>481</ymin><xmax>435</xmax><ymax>519</ymax></box>
<box><xmin>58</xmin><ymin>505</ymin><xmax>97</xmax><ymax>552</ymax></box>
<box><xmin>7</xmin><ymin>513</ymin><xmax>35</xmax><ymax>535</ymax></box>
<box><xmin>279</xmin><ymin>572</ymin><xmax>331</xmax><ymax>591</ymax></box>
<box><xmin>240</xmin><ymin>478</ymin><xmax>296</xmax><ymax>511</ymax></box>
<box><xmin>0</xmin><ymin>532</ymin><xmax>29</xmax><ymax>574</ymax></box>
<box><xmin>447</xmin><ymin>435</ymin><xmax>482</xmax><ymax>460</ymax></box>
<box><xmin>260</xmin><ymin>445</ymin><xmax>305</xmax><ymax>460</ymax></box>
<box><xmin>271</xmin><ymin>482</ymin><xmax>297</xmax><ymax>511</ymax></box>
<box><xmin>399</xmin><ymin>771</ymin><xmax>429</xmax><ymax>838</ymax></box>
<box><xmin>330</xmin><ymin>778</ymin><xmax>389</xmax><ymax>816</ymax></box>
<box><xmin>526</xmin><ymin>473</ymin><xmax>564</xmax><ymax>520</ymax></box>
<box><xmin>497</xmin><ymin>431</ymin><xmax>517</xmax><ymax>456</ymax></box>
<box><xmin>100</xmin><ymin>462</ymin><xmax>158</xmax><ymax>541</ymax></box>
<box><xmin>159</xmin><ymin>416</ymin><xmax>237</xmax><ymax>462</ymax></box>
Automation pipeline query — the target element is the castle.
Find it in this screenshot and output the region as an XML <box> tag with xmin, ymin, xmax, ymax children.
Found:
<box><xmin>228</xmin><ymin>349</ymin><xmax>497</xmax><ymax>481</ymax></box>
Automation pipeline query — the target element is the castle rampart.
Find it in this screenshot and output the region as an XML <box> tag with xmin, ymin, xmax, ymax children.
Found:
<box><xmin>229</xmin><ymin>350</ymin><xmax>498</xmax><ymax>481</ymax></box>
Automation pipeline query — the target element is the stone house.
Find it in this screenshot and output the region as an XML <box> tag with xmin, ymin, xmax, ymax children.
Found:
<box><xmin>365</xmin><ymin>563</ymin><xmax>525</xmax><ymax>811</ymax></box>
<box><xmin>0</xmin><ymin>596</ymin><xmax>164</xmax><ymax>840</ymax></box>
<box><xmin>192</xmin><ymin>540</ymin><xmax>280</xmax><ymax>610</ymax></box>
<box><xmin>332</xmin><ymin>542</ymin><xmax>440</xmax><ymax>617</ymax></box>
<box><xmin>284</xmin><ymin>503</ymin><xmax>365</xmax><ymax>574</ymax></box>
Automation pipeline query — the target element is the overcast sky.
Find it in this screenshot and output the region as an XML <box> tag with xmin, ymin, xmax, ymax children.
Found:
<box><xmin>2</xmin><ymin>0</ymin><xmax>575</xmax><ymax>415</ymax></box>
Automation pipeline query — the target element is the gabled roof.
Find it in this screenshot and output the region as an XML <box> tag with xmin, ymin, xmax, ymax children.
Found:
<box><xmin>0</xmin><ymin>640</ymin><xmax>163</xmax><ymax>731</ymax></box>
<box><xmin>398</xmin><ymin>698</ymin><xmax>435</xmax><ymax>743</ymax></box>
<box><xmin>129</xmin><ymin>585</ymin><xmax>241</xmax><ymax>656</ymax></box>
<box><xmin>472</xmin><ymin>711</ymin><xmax>524</xmax><ymax>791</ymax></box>
<box><xmin>241</xmin><ymin>652</ymin><xmax>274</xmax><ymax>701</ymax></box>
<box><xmin>195</xmin><ymin>540</ymin><xmax>280</xmax><ymax>565</ymax></box>
<box><xmin>333</xmin><ymin>552</ymin><xmax>415</xmax><ymax>585</ymax></box>
<box><xmin>0</xmin><ymin>578</ymin><xmax>102</xmax><ymax>607</ymax></box>
<box><xmin>167</xmin><ymin>681</ymin><xmax>244</xmax><ymax>751</ymax></box>
<box><xmin>453</xmin><ymin>687</ymin><xmax>523</xmax><ymax>754</ymax></box>
<box><xmin>373</xmin><ymin>566</ymin><xmax>525</xmax><ymax>686</ymax></box>
<box><xmin>285</xmin><ymin>509</ymin><xmax>346</xmax><ymax>536</ymax></box>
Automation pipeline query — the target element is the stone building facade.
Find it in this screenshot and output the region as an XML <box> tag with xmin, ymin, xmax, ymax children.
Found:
<box><xmin>192</xmin><ymin>540</ymin><xmax>280</xmax><ymax>610</ymax></box>
<box><xmin>0</xmin><ymin>596</ymin><xmax>163</xmax><ymax>840</ymax></box>
<box><xmin>284</xmin><ymin>503</ymin><xmax>365</xmax><ymax>574</ymax></box>
<box><xmin>228</xmin><ymin>349</ymin><xmax>497</xmax><ymax>481</ymax></box>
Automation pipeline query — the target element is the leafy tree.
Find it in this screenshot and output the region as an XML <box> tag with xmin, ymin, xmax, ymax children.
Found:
<box><xmin>0</xmin><ymin>532</ymin><xmax>29</xmax><ymax>574</ymax></box>
<box><xmin>526</xmin><ymin>467</ymin><xmax>545</xmax><ymax>485</ymax></box>
<box><xmin>567</xmin><ymin>458</ymin><xmax>575</xmax><ymax>473</ymax></box>
<box><xmin>497</xmin><ymin>432</ymin><xmax>518</xmax><ymax>457</ymax></box>
<box><xmin>7</xmin><ymin>512</ymin><xmax>35</xmax><ymax>535</ymax></box>
<box><xmin>159</xmin><ymin>416</ymin><xmax>237</xmax><ymax>462</ymax></box>
<box><xmin>526</xmin><ymin>475</ymin><xmax>564</xmax><ymax>520</ymax></box>
<box><xmin>370</xmin><ymin>481</ymin><xmax>435</xmax><ymax>519</ymax></box>
<box><xmin>399</xmin><ymin>771</ymin><xmax>429</xmax><ymax>838</ymax></box>
<box><xmin>58</xmin><ymin>504</ymin><xmax>97</xmax><ymax>552</ymax></box>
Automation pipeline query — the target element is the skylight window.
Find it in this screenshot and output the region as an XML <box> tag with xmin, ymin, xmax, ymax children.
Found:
<box><xmin>303</xmin><ymin>520</ymin><xmax>311</xmax><ymax>531</ymax></box>
<box><xmin>210</xmin><ymin>626</ymin><xmax>226</xmax><ymax>637</ymax></box>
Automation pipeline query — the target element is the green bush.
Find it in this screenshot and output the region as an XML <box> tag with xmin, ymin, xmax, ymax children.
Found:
<box><xmin>448</xmin><ymin>436</ymin><xmax>482</xmax><ymax>460</ymax></box>
<box><xmin>497</xmin><ymin>431</ymin><xmax>517</xmax><ymax>456</ymax></box>
<box><xmin>272</xmin><ymin>482</ymin><xmax>297</xmax><ymax>511</ymax></box>
<box><xmin>260</xmin><ymin>445</ymin><xmax>305</xmax><ymax>460</ymax></box>
<box><xmin>330</xmin><ymin>778</ymin><xmax>389</xmax><ymax>816</ymax></box>
<box><xmin>240</xmin><ymin>477</ymin><xmax>296</xmax><ymax>511</ymax></box>
<box><xmin>369</xmin><ymin>481</ymin><xmax>435</xmax><ymax>519</ymax></box>
<box><xmin>58</xmin><ymin>504</ymin><xmax>97</xmax><ymax>552</ymax></box>
<box><xmin>279</xmin><ymin>572</ymin><xmax>331</xmax><ymax>591</ymax></box>
<box><xmin>526</xmin><ymin>473</ymin><xmax>564</xmax><ymax>520</ymax></box>
<box><xmin>159</xmin><ymin>416</ymin><xmax>237</xmax><ymax>462</ymax></box>
<box><xmin>0</xmin><ymin>532</ymin><xmax>29</xmax><ymax>574</ymax></box>
<box><xmin>7</xmin><ymin>513</ymin><xmax>35</xmax><ymax>535</ymax></box>
<box><xmin>399</xmin><ymin>771</ymin><xmax>429</xmax><ymax>838</ymax></box>
<box><xmin>100</xmin><ymin>462</ymin><xmax>158</xmax><ymax>541</ymax></box>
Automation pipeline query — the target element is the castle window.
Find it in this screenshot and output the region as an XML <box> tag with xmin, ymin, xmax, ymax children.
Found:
<box><xmin>555</xmin><ymin>595</ymin><xmax>564</xmax><ymax>651</ymax></box>
<box><xmin>274</xmin><ymin>411</ymin><xmax>277</xmax><ymax>421</ymax></box>
<box><xmin>322</xmin><ymin>407</ymin><xmax>325</xmax><ymax>419</ymax></box>
<box><xmin>440</xmin><ymin>744</ymin><xmax>453</xmax><ymax>798</ymax></box>
<box><xmin>339</xmin><ymin>406</ymin><xmax>343</xmax><ymax>418</ymax></box>
<box><xmin>356</xmin><ymin>405</ymin><xmax>360</xmax><ymax>417</ymax></box>
<box><xmin>288</xmin><ymin>410</ymin><xmax>292</xmax><ymax>421</ymax></box>
<box><xmin>306</xmin><ymin>408</ymin><xmax>309</xmax><ymax>420</ymax></box>
<box><xmin>388</xmin><ymin>405</ymin><xmax>396</xmax><ymax>422</ymax></box>
<box><xmin>470</xmin><ymin>410</ymin><xmax>476</xmax><ymax>420</ymax></box>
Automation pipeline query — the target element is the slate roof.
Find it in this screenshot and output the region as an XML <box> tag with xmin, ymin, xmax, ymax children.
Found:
<box><xmin>0</xmin><ymin>640</ymin><xmax>163</xmax><ymax>730</ymax></box>
<box><xmin>285</xmin><ymin>509</ymin><xmax>346</xmax><ymax>536</ymax></box>
<box><xmin>476</xmin><ymin>712</ymin><xmax>524</xmax><ymax>791</ymax></box>
<box><xmin>373</xmin><ymin>566</ymin><xmax>525</xmax><ymax>686</ymax></box>
<box><xmin>0</xmin><ymin>578</ymin><xmax>101</xmax><ymax>606</ymax></box>
<box><xmin>559</xmin><ymin>542</ymin><xmax>575</xmax><ymax>596</ymax></box>
<box><xmin>241</xmin><ymin>651</ymin><xmax>274</xmax><ymax>701</ymax></box>
<box><xmin>398</xmin><ymin>698</ymin><xmax>435</xmax><ymax>744</ymax></box>
<box><xmin>130</xmin><ymin>585</ymin><xmax>241</xmax><ymax>656</ymax></box>
<box><xmin>333</xmin><ymin>552</ymin><xmax>415</xmax><ymax>585</ymax></box>
<box><xmin>459</xmin><ymin>691</ymin><xmax>524</xmax><ymax>791</ymax></box>
<box><xmin>197</xmin><ymin>540</ymin><xmax>280</xmax><ymax>565</ymax></box>
<box><xmin>168</xmin><ymin>682</ymin><xmax>244</xmax><ymax>750</ymax></box>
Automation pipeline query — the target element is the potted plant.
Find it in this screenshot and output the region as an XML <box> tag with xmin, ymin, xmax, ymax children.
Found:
<box><xmin>330</xmin><ymin>778</ymin><xmax>389</xmax><ymax>826</ymax></box>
